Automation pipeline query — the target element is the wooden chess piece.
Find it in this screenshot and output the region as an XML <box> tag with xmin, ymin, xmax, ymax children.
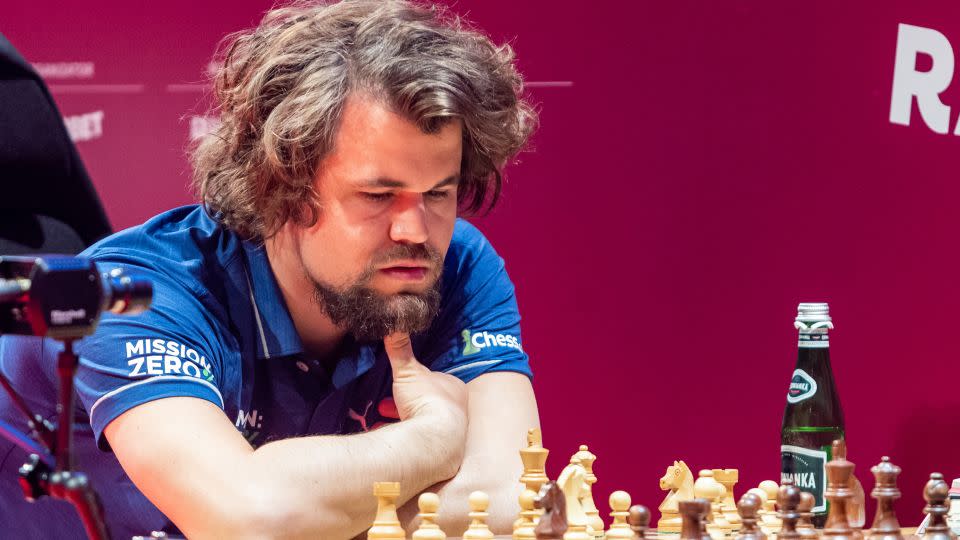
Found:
<box><xmin>949</xmin><ymin>479</ymin><xmax>960</xmax><ymax>534</ymax></box>
<box><xmin>413</xmin><ymin>492</ymin><xmax>446</xmax><ymax>540</ymax></box>
<box><xmin>797</xmin><ymin>491</ymin><xmax>818</xmax><ymax>540</ymax></box>
<box><xmin>573</xmin><ymin>445</ymin><xmax>604</xmax><ymax>538</ymax></box>
<box><xmin>923</xmin><ymin>473</ymin><xmax>958</xmax><ymax>540</ymax></box>
<box><xmin>519</xmin><ymin>428</ymin><xmax>550</xmax><ymax>532</ymax></box>
<box><xmin>535</xmin><ymin>482</ymin><xmax>568</xmax><ymax>540</ymax></box>
<box><xmin>694</xmin><ymin>470</ymin><xmax>729</xmax><ymax>539</ymax></box>
<box><xmin>514</xmin><ymin>489</ymin><xmax>539</xmax><ymax>540</ymax></box>
<box><xmin>867</xmin><ymin>457</ymin><xmax>904</xmax><ymax>540</ymax></box>
<box><xmin>778</xmin><ymin>479</ymin><xmax>803</xmax><ymax>540</ymax></box>
<box><xmin>835</xmin><ymin>440</ymin><xmax>866</xmax><ymax>528</ymax></box>
<box><xmin>557</xmin><ymin>457</ymin><xmax>592</xmax><ymax>540</ymax></box>
<box><xmin>521</xmin><ymin>428</ymin><xmax>551</xmax><ymax>494</ymax></box>
<box><xmin>714</xmin><ymin>469</ymin><xmax>742</xmax><ymax>528</ymax></box>
<box><xmin>463</xmin><ymin>491</ymin><xmax>495</xmax><ymax>540</ymax></box>
<box><xmin>606</xmin><ymin>491</ymin><xmax>634</xmax><ymax>540</ymax></box>
<box><xmin>823</xmin><ymin>441</ymin><xmax>857</xmax><ymax>540</ymax></box>
<box><xmin>659</xmin><ymin>460</ymin><xmax>696</xmax><ymax>533</ymax></box>
<box><xmin>628</xmin><ymin>505</ymin><xmax>651</xmax><ymax>540</ymax></box>
<box><xmin>735</xmin><ymin>492</ymin><xmax>767</xmax><ymax>540</ymax></box>
<box><xmin>368</xmin><ymin>481</ymin><xmax>405</xmax><ymax>540</ymax></box>
<box><xmin>680</xmin><ymin>499</ymin><xmax>712</xmax><ymax>540</ymax></box>
<box><xmin>755</xmin><ymin>481</ymin><xmax>782</xmax><ymax>535</ymax></box>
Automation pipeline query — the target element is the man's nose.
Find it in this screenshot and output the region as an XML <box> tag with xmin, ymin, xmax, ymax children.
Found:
<box><xmin>389</xmin><ymin>194</ymin><xmax>429</xmax><ymax>244</ymax></box>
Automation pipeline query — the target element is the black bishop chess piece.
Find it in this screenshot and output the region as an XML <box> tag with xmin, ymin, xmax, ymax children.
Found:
<box><xmin>778</xmin><ymin>479</ymin><xmax>803</xmax><ymax>540</ymax></box>
<box><xmin>866</xmin><ymin>457</ymin><xmax>904</xmax><ymax>540</ymax></box>
<box><xmin>628</xmin><ymin>504</ymin><xmax>650</xmax><ymax>539</ymax></box>
<box><xmin>679</xmin><ymin>498</ymin><xmax>712</xmax><ymax>540</ymax></box>
<box><xmin>735</xmin><ymin>491</ymin><xmax>767</xmax><ymax>540</ymax></box>
<box><xmin>923</xmin><ymin>473</ymin><xmax>958</xmax><ymax>540</ymax></box>
<box><xmin>823</xmin><ymin>440</ymin><xmax>857</xmax><ymax>540</ymax></box>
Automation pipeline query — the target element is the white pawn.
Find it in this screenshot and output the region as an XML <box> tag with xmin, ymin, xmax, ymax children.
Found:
<box><xmin>693</xmin><ymin>469</ymin><xmax>730</xmax><ymax>540</ymax></box>
<box><xmin>463</xmin><ymin>491</ymin><xmax>495</xmax><ymax>540</ymax></box>
<box><xmin>605</xmin><ymin>490</ymin><xmax>634</xmax><ymax>540</ymax></box>
<box><xmin>752</xmin><ymin>482</ymin><xmax>782</xmax><ymax>535</ymax></box>
<box><xmin>513</xmin><ymin>489</ymin><xmax>538</xmax><ymax>540</ymax></box>
<box><xmin>413</xmin><ymin>492</ymin><xmax>446</xmax><ymax>540</ymax></box>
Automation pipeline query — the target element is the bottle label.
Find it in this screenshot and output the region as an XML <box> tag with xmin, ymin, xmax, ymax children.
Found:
<box><xmin>781</xmin><ymin>445</ymin><xmax>828</xmax><ymax>512</ymax></box>
<box><xmin>787</xmin><ymin>369</ymin><xmax>818</xmax><ymax>403</ymax></box>
<box><xmin>798</xmin><ymin>333</ymin><xmax>829</xmax><ymax>348</ymax></box>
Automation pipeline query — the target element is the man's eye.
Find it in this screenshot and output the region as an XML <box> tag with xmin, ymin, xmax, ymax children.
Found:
<box><xmin>426</xmin><ymin>190</ymin><xmax>451</xmax><ymax>200</ymax></box>
<box><xmin>363</xmin><ymin>192</ymin><xmax>393</xmax><ymax>202</ymax></box>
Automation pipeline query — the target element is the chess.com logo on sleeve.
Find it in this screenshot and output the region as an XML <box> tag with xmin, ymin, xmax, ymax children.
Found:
<box><xmin>461</xmin><ymin>329</ymin><xmax>522</xmax><ymax>356</ymax></box>
<box><xmin>125</xmin><ymin>338</ymin><xmax>214</xmax><ymax>382</ymax></box>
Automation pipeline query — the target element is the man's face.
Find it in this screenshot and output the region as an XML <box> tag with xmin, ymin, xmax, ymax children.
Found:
<box><xmin>286</xmin><ymin>95</ymin><xmax>462</xmax><ymax>341</ymax></box>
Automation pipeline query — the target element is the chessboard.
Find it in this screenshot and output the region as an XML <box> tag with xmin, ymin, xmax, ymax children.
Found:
<box><xmin>366</xmin><ymin>429</ymin><xmax>953</xmax><ymax>540</ymax></box>
<box><xmin>441</xmin><ymin>533</ymin><xmax>923</xmax><ymax>540</ymax></box>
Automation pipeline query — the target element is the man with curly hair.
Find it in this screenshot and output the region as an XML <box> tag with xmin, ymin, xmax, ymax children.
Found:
<box><xmin>0</xmin><ymin>1</ymin><xmax>539</xmax><ymax>538</ymax></box>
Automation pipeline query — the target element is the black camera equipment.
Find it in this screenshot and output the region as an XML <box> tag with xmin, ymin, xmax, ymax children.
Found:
<box><xmin>0</xmin><ymin>256</ymin><xmax>152</xmax><ymax>540</ymax></box>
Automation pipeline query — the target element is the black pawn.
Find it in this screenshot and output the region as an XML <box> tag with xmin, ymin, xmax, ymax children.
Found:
<box><xmin>735</xmin><ymin>492</ymin><xmax>767</xmax><ymax>540</ymax></box>
<box><xmin>778</xmin><ymin>479</ymin><xmax>803</xmax><ymax>540</ymax></box>
<box><xmin>797</xmin><ymin>491</ymin><xmax>818</xmax><ymax>540</ymax></box>
<box><xmin>628</xmin><ymin>504</ymin><xmax>650</xmax><ymax>539</ymax></box>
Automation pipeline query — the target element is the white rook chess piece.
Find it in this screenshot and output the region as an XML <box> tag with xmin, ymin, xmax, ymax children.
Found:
<box><xmin>368</xmin><ymin>482</ymin><xmax>405</xmax><ymax>540</ymax></box>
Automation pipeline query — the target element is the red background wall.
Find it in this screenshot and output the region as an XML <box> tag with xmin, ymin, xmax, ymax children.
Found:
<box><xmin>5</xmin><ymin>0</ymin><xmax>960</xmax><ymax>526</ymax></box>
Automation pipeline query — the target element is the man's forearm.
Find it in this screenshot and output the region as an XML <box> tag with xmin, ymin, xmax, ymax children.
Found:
<box><xmin>238</xmin><ymin>413</ymin><xmax>464</xmax><ymax>539</ymax></box>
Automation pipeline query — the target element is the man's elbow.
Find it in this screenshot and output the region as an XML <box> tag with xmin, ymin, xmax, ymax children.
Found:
<box><xmin>439</xmin><ymin>481</ymin><xmax>521</xmax><ymax>535</ymax></box>
<box><xmin>483</xmin><ymin>486</ymin><xmax>522</xmax><ymax>534</ymax></box>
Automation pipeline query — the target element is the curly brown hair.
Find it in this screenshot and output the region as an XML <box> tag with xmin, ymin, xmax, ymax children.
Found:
<box><xmin>192</xmin><ymin>0</ymin><xmax>538</xmax><ymax>240</ymax></box>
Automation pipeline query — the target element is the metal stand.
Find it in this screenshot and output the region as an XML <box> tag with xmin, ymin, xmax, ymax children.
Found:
<box><xmin>2</xmin><ymin>338</ymin><xmax>111</xmax><ymax>540</ymax></box>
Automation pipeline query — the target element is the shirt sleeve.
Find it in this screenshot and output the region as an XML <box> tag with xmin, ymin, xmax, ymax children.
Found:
<box><xmin>74</xmin><ymin>258</ymin><xmax>227</xmax><ymax>450</ymax></box>
<box><xmin>422</xmin><ymin>220</ymin><xmax>531</xmax><ymax>383</ymax></box>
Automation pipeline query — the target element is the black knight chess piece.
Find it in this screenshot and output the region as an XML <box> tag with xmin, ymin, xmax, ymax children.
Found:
<box><xmin>535</xmin><ymin>481</ymin><xmax>568</xmax><ymax>540</ymax></box>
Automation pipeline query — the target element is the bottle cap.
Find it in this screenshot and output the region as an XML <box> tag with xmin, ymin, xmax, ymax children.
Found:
<box><xmin>796</xmin><ymin>302</ymin><xmax>831</xmax><ymax>324</ymax></box>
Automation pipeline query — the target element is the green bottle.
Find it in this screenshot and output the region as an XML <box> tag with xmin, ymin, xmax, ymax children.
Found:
<box><xmin>781</xmin><ymin>302</ymin><xmax>845</xmax><ymax>527</ymax></box>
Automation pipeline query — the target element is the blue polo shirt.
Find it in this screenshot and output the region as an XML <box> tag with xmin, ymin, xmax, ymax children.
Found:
<box><xmin>0</xmin><ymin>205</ymin><xmax>530</xmax><ymax>539</ymax></box>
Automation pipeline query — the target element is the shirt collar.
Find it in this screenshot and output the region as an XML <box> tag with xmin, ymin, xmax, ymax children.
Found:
<box><xmin>239</xmin><ymin>240</ymin><xmax>378</xmax><ymax>385</ymax></box>
<box><xmin>241</xmin><ymin>240</ymin><xmax>304</xmax><ymax>360</ymax></box>
<box><xmin>330</xmin><ymin>339</ymin><xmax>380</xmax><ymax>388</ymax></box>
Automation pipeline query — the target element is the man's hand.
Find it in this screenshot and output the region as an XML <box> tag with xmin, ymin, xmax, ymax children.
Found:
<box><xmin>384</xmin><ymin>332</ymin><xmax>468</xmax><ymax>423</ymax></box>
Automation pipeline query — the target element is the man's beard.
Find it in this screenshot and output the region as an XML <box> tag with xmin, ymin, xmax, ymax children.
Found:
<box><xmin>310</xmin><ymin>244</ymin><xmax>443</xmax><ymax>342</ymax></box>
